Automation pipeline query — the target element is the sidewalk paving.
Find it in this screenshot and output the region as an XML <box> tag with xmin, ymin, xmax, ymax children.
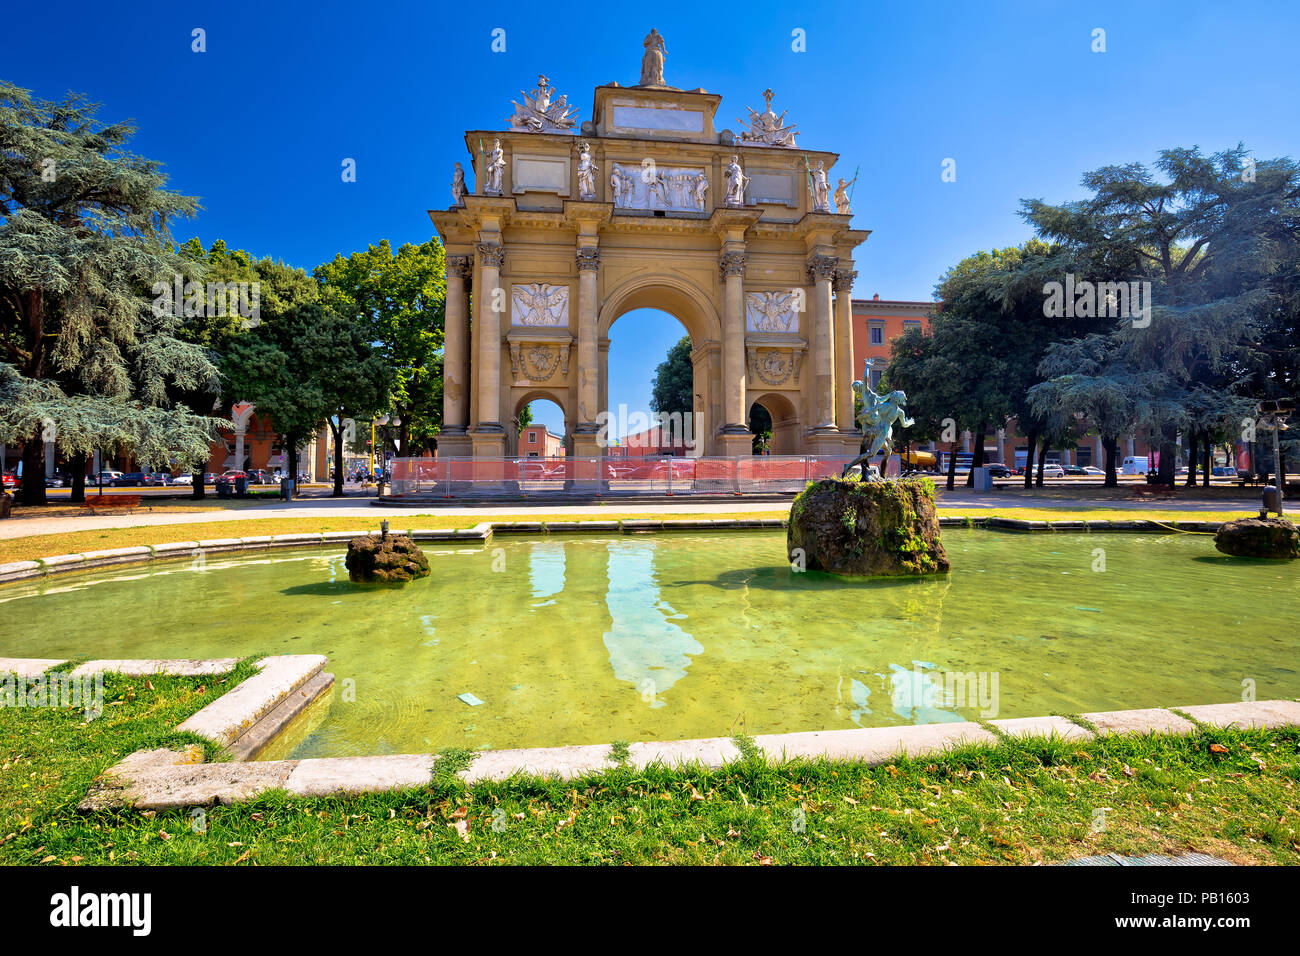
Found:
<box><xmin>0</xmin><ymin>486</ymin><xmax>1263</xmax><ymax>540</ymax></box>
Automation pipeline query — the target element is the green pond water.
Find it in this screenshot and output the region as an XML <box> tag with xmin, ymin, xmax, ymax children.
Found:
<box><xmin>1</xmin><ymin>530</ymin><xmax>1296</xmax><ymax>758</ymax></box>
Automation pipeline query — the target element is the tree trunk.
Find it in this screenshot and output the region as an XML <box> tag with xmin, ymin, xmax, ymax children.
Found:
<box><xmin>1102</xmin><ymin>436</ymin><xmax>1119</xmax><ymax>488</ymax></box>
<box><xmin>17</xmin><ymin>439</ymin><xmax>47</xmax><ymax>506</ymax></box>
<box><xmin>1023</xmin><ymin>428</ymin><xmax>1039</xmax><ymax>488</ymax></box>
<box><xmin>1035</xmin><ymin>438</ymin><xmax>1048</xmax><ymax>487</ymax></box>
<box><xmin>1156</xmin><ymin>426</ymin><xmax>1176</xmax><ymax>486</ymax></box>
<box><xmin>331</xmin><ymin>421</ymin><xmax>345</xmax><ymax>497</ymax></box>
<box><xmin>70</xmin><ymin>454</ymin><xmax>87</xmax><ymax>504</ymax></box>
<box><xmin>1185</xmin><ymin>430</ymin><xmax>1199</xmax><ymax>486</ymax></box>
<box><xmin>945</xmin><ymin>441</ymin><xmax>957</xmax><ymax>491</ymax></box>
<box><xmin>966</xmin><ymin>425</ymin><xmax>986</xmax><ymax>488</ymax></box>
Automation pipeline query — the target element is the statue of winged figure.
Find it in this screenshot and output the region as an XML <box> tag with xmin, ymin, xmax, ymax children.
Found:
<box><xmin>512</xmin><ymin>283</ymin><xmax>568</xmax><ymax>326</ymax></box>
<box><xmin>509</xmin><ymin>75</ymin><xmax>578</xmax><ymax>133</ymax></box>
<box><xmin>842</xmin><ymin>358</ymin><xmax>914</xmax><ymax>479</ymax></box>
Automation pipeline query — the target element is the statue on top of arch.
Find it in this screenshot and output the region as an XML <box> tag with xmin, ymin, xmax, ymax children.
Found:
<box><xmin>738</xmin><ymin>89</ymin><xmax>798</xmax><ymax>148</ymax></box>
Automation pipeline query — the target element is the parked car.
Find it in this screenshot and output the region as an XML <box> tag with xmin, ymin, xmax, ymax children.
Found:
<box><xmin>215</xmin><ymin>470</ymin><xmax>247</xmax><ymax>487</ymax></box>
<box><xmin>204</xmin><ymin>473</ymin><xmax>220</xmax><ymax>484</ymax></box>
<box><xmin>45</xmin><ymin>472</ymin><xmax>71</xmax><ymax>487</ymax></box>
<box><xmin>111</xmin><ymin>472</ymin><xmax>147</xmax><ymax>486</ymax></box>
<box><xmin>1063</xmin><ymin>465</ymin><xmax>1089</xmax><ymax>476</ymax></box>
<box><xmin>1121</xmin><ymin>456</ymin><xmax>1149</xmax><ymax>475</ymax></box>
<box><xmin>1211</xmin><ymin>466</ymin><xmax>1238</xmax><ymax>477</ymax></box>
<box><xmin>2</xmin><ymin>472</ymin><xmax>19</xmax><ymax>490</ymax></box>
<box><xmin>171</xmin><ymin>473</ymin><xmax>193</xmax><ymax>486</ymax></box>
<box><xmin>986</xmin><ymin>464</ymin><xmax>1014</xmax><ymax>478</ymax></box>
<box><xmin>141</xmin><ymin>472</ymin><xmax>171</xmax><ymax>486</ymax></box>
<box><xmin>246</xmin><ymin>469</ymin><xmax>274</xmax><ymax>484</ymax></box>
<box><xmin>97</xmin><ymin>470</ymin><xmax>124</xmax><ymax>483</ymax></box>
<box><xmin>1082</xmin><ymin>466</ymin><xmax>1105</xmax><ymax>476</ymax></box>
<box><xmin>1040</xmin><ymin>464</ymin><xmax>1066</xmax><ymax>478</ymax></box>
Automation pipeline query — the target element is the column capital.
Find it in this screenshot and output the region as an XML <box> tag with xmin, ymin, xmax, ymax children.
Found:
<box><xmin>719</xmin><ymin>251</ymin><xmax>747</xmax><ymax>279</ymax></box>
<box><xmin>447</xmin><ymin>254</ymin><xmax>472</xmax><ymax>278</ymax></box>
<box><xmin>806</xmin><ymin>254</ymin><xmax>839</xmax><ymax>283</ymax></box>
<box><xmin>832</xmin><ymin>268</ymin><xmax>857</xmax><ymax>293</ymax></box>
<box><xmin>476</xmin><ymin>242</ymin><xmax>505</xmax><ymax>269</ymax></box>
<box><xmin>575</xmin><ymin>247</ymin><xmax>601</xmax><ymax>272</ymax></box>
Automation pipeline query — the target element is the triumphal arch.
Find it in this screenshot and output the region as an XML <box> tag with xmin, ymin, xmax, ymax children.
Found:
<box><xmin>431</xmin><ymin>29</ymin><xmax>868</xmax><ymax>459</ymax></box>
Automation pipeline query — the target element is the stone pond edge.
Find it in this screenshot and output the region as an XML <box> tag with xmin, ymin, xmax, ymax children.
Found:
<box><xmin>0</xmin><ymin>515</ymin><xmax>1235</xmax><ymax>584</ymax></box>
<box><xmin>4</xmin><ymin>657</ymin><xmax>1296</xmax><ymax>810</ymax></box>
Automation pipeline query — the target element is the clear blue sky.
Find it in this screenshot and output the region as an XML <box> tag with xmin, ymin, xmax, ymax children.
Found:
<box><xmin>7</xmin><ymin>0</ymin><xmax>1298</xmax><ymax>437</ymax></box>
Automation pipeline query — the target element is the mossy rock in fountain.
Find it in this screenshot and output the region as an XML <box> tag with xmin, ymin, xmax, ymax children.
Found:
<box><xmin>1213</xmin><ymin>517</ymin><xmax>1300</xmax><ymax>559</ymax></box>
<box><xmin>345</xmin><ymin>534</ymin><xmax>430</xmax><ymax>583</ymax></box>
<box><xmin>788</xmin><ymin>477</ymin><xmax>950</xmax><ymax>577</ymax></box>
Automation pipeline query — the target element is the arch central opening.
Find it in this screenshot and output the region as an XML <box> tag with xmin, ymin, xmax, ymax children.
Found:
<box><xmin>605</xmin><ymin>308</ymin><xmax>699</xmax><ymax>456</ymax></box>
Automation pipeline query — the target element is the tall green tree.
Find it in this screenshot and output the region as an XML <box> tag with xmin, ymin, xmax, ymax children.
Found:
<box><xmin>171</xmin><ymin>239</ymin><xmax>320</xmax><ymax>497</ymax></box>
<box><xmin>1022</xmin><ymin>146</ymin><xmax>1300</xmax><ymax>484</ymax></box>
<box><xmin>221</xmin><ymin>301</ymin><xmax>391</xmax><ymax>496</ymax></box>
<box><xmin>650</xmin><ymin>335</ymin><xmax>693</xmax><ymax>420</ymax></box>
<box><xmin>316</xmin><ymin>239</ymin><xmax>445</xmax><ymax>456</ymax></box>
<box><xmin>0</xmin><ymin>82</ymin><xmax>220</xmax><ymax>504</ymax></box>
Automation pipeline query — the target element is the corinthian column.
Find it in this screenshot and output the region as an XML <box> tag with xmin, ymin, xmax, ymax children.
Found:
<box><xmin>442</xmin><ymin>254</ymin><xmax>472</xmax><ymax>437</ymax></box>
<box><xmin>833</xmin><ymin>268</ymin><xmax>857</xmax><ymax>431</ymax></box>
<box><xmin>575</xmin><ymin>246</ymin><xmax>601</xmax><ymax>430</ymax></box>
<box><xmin>718</xmin><ymin>247</ymin><xmax>751</xmax><ymax>456</ymax></box>
<box><xmin>473</xmin><ymin>242</ymin><xmax>505</xmax><ymax>444</ymax></box>
<box><xmin>808</xmin><ymin>253</ymin><xmax>838</xmax><ymax>430</ymax></box>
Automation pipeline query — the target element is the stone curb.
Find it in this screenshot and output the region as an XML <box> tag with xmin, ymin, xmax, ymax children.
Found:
<box><xmin>77</xmin><ymin>699</ymin><xmax>1300</xmax><ymax>810</ymax></box>
<box><xmin>0</xmin><ymin>657</ymin><xmax>68</xmax><ymax>677</ymax></box>
<box><xmin>69</xmin><ymin>658</ymin><xmax>240</xmax><ymax>678</ymax></box>
<box><xmin>0</xmin><ymin>515</ymin><xmax>1244</xmax><ymax>584</ymax></box>
<box><xmin>176</xmin><ymin>655</ymin><xmax>327</xmax><ymax>749</ymax></box>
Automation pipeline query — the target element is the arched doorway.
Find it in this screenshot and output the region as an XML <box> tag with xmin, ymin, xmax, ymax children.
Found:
<box><xmin>749</xmin><ymin>392</ymin><xmax>800</xmax><ymax>455</ymax></box>
<box><xmin>604</xmin><ymin>308</ymin><xmax>691</xmax><ymax>454</ymax></box>
<box><xmin>598</xmin><ymin>274</ymin><xmax>724</xmax><ymax>456</ymax></box>
<box><xmin>508</xmin><ymin>391</ymin><xmax>570</xmax><ymax>456</ymax></box>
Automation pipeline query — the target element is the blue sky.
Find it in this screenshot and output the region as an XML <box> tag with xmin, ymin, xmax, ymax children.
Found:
<box><xmin>7</xmin><ymin>0</ymin><xmax>1298</xmax><ymax>437</ymax></box>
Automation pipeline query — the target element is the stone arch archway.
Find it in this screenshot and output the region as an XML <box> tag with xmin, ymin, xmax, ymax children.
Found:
<box><xmin>430</xmin><ymin>51</ymin><xmax>867</xmax><ymax>463</ymax></box>
<box><xmin>509</xmin><ymin>388</ymin><xmax>571</xmax><ymax>456</ymax></box>
<box><xmin>599</xmin><ymin>273</ymin><xmax>723</xmax><ymax>455</ymax></box>
<box><xmin>749</xmin><ymin>391</ymin><xmax>801</xmax><ymax>455</ymax></box>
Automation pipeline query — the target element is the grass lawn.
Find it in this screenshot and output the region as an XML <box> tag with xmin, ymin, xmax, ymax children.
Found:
<box><xmin>2</xmin><ymin>669</ymin><xmax>1297</xmax><ymax>865</ymax></box>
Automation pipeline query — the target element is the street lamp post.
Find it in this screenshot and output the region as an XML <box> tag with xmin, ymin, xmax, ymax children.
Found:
<box><xmin>1257</xmin><ymin>400</ymin><xmax>1293</xmax><ymax>517</ymax></box>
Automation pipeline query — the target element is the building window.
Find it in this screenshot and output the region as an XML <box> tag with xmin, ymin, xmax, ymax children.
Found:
<box><xmin>527</xmin><ymin>451</ymin><xmax>539</xmax><ymax>457</ymax></box>
<box><xmin>527</xmin><ymin>431</ymin><xmax>536</xmax><ymax>443</ymax></box>
<box><xmin>870</xmin><ymin>369</ymin><xmax>883</xmax><ymax>388</ymax></box>
<box><xmin>902</xmin><ymin>320</ymin><xmax>921</xmax><ymax>332</ymax></box>
<box><xmin>869</xmin><ymin>321</ymin><xmax>885</xmax><ymax>345</ymax></box>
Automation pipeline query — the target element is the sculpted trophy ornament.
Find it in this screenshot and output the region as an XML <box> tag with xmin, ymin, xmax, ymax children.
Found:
<box><xmin>738</xmin><ymin>89</ymin><xmax>798</xmax><ymax>148</ymax></box>
<box><xmin>842</xmin><ymin>359</ymin><xmax>915</xmax><ymax>480</ymax></box>
<box><xmin>834</xmin><ymin>174</ymin><xmax>857</xmax><ymax>214</ymax></box>
<box><xmin>724</xmin><ymin>155</ymin><xmax>749</xmax><ymax>207</ymax></box>
<box><xmin>640</xmin><ymin>29</ymin><xmax>668</xmax><ymax>87</ymax></box>
<box><xmin>451</xmin><ymin>162</ymin><xmax>467</xmax><ymax>206</ymax></box>
<box><xmin>577</xmin><ymin>142</ymin><xmax>599</xmax><ymax>201</ymax></box>
<box><xmin>509</xmin><ymin>75</ymin><xmax>578</xmax><ymax>133</ymax></box>
<box><xmin>809</xmin><ymin>160</ymin><xmax>831</xmax><ymax>213</ymax></box>
<box><xmin>484</xmin><ymin>138</ymin><xmax>506</xmax><ymax>196</ymax></box>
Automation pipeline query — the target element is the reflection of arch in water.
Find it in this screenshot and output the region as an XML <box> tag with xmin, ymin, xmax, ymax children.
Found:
<box><xmin>602</xmin><ymin>540</ymin><xmax>702</xmax><ymax>707</ymax></box>
<box><xmin>527</xmin><ymin>539</ymin><xmax>566</xmax><ymax>603</ymax></box>
<box><xmin>884</xmin><ymin>661</ymin><xmax>964</xmax><ymax>724</ymax></box>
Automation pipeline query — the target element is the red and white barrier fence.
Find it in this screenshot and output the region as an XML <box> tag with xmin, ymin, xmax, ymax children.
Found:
<box><xmin>387</xmin><ymin>456</ymin><xmax>855</xmax><ymax>497</ymax></box>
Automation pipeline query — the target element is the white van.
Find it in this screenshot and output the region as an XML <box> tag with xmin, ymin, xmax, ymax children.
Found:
<box><xmin>1121</xmin><ymin>456</ymin><xmax>1149</xmax><ymax>475</ymax></box>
